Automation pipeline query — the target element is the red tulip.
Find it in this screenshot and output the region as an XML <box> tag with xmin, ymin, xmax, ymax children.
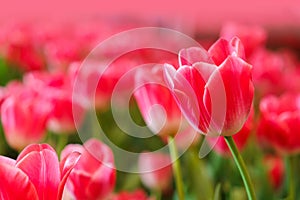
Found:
<box><xmin>134</xmin><ymin>65</ymin><xmax>183</xmax><ymax>137</ymax></box>
<box><xmin>0</xmin><ymin>24</ymin><xmax>45</xmax><ymax>71</ymax></box>
<box><xmin>257</xmin><ymin>94</ymin><xmax>300</xmax><ymax>154</ymax></box>
<box><xmin>110</xmin><ymin>189</ymin><xmax>149</xmax><ymax>200</ymax></box>
<box><xmin>263</xmin><ymin>155</ymin><xmax>285</xmax><ymax>190</ymax></box>
<box><xmin>24</xmin><ymin>71</ymin><xmax>84</xmax><ymax>133</ymax></box>
<box><xmin>0</xmin><ymin>143</ymin><xmax>80</xmax><ymax>200</ymax></box>
<box><xmin>0</xmin><ymin>86</ymin><xmax>51</xmax><ymax>150</ymax></box>
<box><xmin>250</xmin><ymin>48</ymin><xmax>297</xmax><ymax>97</ymax></box>
<box><xmin>164</xmin><ymin>37</ymin><xmax>254</xmax><ymax>136</ymax></box>
<box><xmin>208</xmin><ymin>108</ymin><xmax>253</xmax><ymax>155</ymax></box>
<box><xmin>138</xmin><ymin>152</ymin><xmax>172</xmax><ymax>191</ymax></box>
<box><xmin>61</xmin><ymin>139</ymin><xmax>116</xmax><ymax>200</ymax></box>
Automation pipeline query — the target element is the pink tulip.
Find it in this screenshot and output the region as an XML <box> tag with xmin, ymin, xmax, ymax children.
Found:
<box><xmin>257</xmin><ymin>94</ymin><xmax>300</xmax><ymax>154</ymax></box>
<box><xmin>250</xmin><ymin>48</ymin><xmax>297</xmax><ymax>97</ymax></box>
<box><xmin>1</xmin><ymin>85</ymin><xmax>51</xmax><ymax>150</ymax></box>
<box><xmin>164</xmin><ymin>37</ymin><xmax>254</xmax><ymax>136</ymax></box>
<box><xmin>24</xmin><ymin>71</ymin><xmax>83</xmax><ymax>133</ymax></box>
<box><xmin>110</xmin><ymin>189</ymin><xmax>150</xmax><ymax>200</ymax></box>
<box><xmin>61</xmin><ymin>139</ymin><xmax>116</xmax><ymax>200</ymax></box>
<box><xmin>138</xmin><ymin>152</ymin><xmax>172</xmax><ymax>191</ymax></box>
<box><xmin>134</xmin><ymin>65</ymin><xmax>183</xmax><ymax>137</ymax></box>
<box><xmin>0</xmin><ymin>143</ymin><xmax>80</xmax><ymax>200</ymax></box>
<box><xmin>0</xmin><ymin>23</ymin><xmax>45</xmax><ymax>71</ymax></box>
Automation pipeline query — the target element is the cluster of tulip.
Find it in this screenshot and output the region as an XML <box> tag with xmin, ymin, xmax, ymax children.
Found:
<box><xmin>0</xmin><ymin>21</ymin><xmax>299</xmax><ymax>200</ymax></box>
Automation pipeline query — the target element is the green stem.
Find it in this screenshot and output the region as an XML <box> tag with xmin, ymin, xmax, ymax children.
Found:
<box><xmin>168</xmin><ymin>136</ymin><xmax>185</xmax><ymax>200</ymax></box>
<box><xmin>224</xmin><ymin>136</ymin><xmax>256</xmax><ymax>200</ymax></box>
<box><xmin>287</xmin><ymin>156</ymin><xmax>296</xmax><ymax>200</ymax></box>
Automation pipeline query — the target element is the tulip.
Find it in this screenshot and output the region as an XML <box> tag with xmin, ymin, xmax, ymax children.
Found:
<box><xmin>250</xmin><ymin>49</ymin><xmax>297</xmax><ymax>97</ymax></box>
<box><xmin>24</xmin><ymin>71</ymin><xmax>83</xmax><ymax>134</ymax></box>
<box><xmin>110</xmin><ymin>189</ymin><xmax>149</xmax><ymax>200</ymax></box>
<box><xmin>138</xmin><ymin>152</ymin><xmax>172</xmax><ymax>191</ymax></box>
<box><xmin>257</xmin><ymin>94</ymin><xmax>300</xmax><ymax>154</ymax></box>
<box><xmin>164</xmin><ymin>37</ymin><xmax>254</xmax><ymax>136</ymax></box>
<box><xmin>0</xmin><ymin>24</ymin><xmax>45</xmax><ymax>71</ymax></box>
<box><xmin>134</xmin><ymin>65</ymin><xmax>183</xmax><ymax>137</ymax></box>
<box><xmin>263</xmin><ymin>155</ymin><xmax>285</xmax><ymax>190</ymax></box>
<box><xmin>164</xmin><ymin>37</ymin><xmax>255</xmax><ymax>199</ymax></box>
<box><xmin>1</xmin><ymin>86</ymin><xmax>51</xmax><ymax>150</ymax></box>
<box><xmin>61</xmin><ymin>139</ymin><xmax>116</xmax><ymax>200</ymax></box>
<box><xmin>0</xmin><ymin>143</ymin><xmax>80</xmax><ymax>200</ymax></box>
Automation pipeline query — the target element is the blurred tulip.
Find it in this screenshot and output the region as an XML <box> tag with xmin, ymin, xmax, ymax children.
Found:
<box><xmin>138</xmin><ymin>152</ymin><xmax>172</xmax><ymax>191</ymax></box>
<box><xmin>69</xmin><ymin>58</ymin><xmax>136</xmax><ymax>110</ymax></box>
<box><xmin>44</xmin><ymin>38</ymin><xmax>83</xmax><ymax>71</ymax></box>
<box><xmin>164</xmin><ymin>37</ymin><xmax>254</xmax><ymax>136</ymax></box>
<box><xmin>134</xmin><ymin>65</ymin><xmax>183</xmax><ymax>137</ymax></box>
<box><xmin>250</xmin><ymin>48</ymin><xmax>297</xmax><ymax>97</ymax></box>
<box><xmin>257</xmin><ymin>94</ymin><xmax>300</xmax><ymax>154</ymax></box>
<box><xmin>0</xmin><ymin>23</ymin><xmax>45</xmax><ymax>71</ymax></box>
<box><xmin>0</xmin><ymin>143</ymin><xmax>80</xmax><ymax>200</ymax></box>
<box><xmin>1</xmin><ymin>86</ymin><xmax>51</xmax><ymax>150</ymax></box>
<box><xmin>24</xmin><ymin>71</ymin><xmax>84</xmax><ymax>133</ymax></box>
<box><xmin>263</xmin><ymin>155</ymin><xmax>285</xmax><ymax>190</ymax></box>
<box><xmin>208</xmin><ymin>109</ymin><xmax>254</xmax><ymax>155</ymax></box>
<box><xmin>110</xmin><ymin>189</ymin><xmax>149</xmax><ymax>200</ymax></box>
<box><xmin>220</xmin><ymin>23</ymin><xmax>267</xmax><ymax>57</ymax></box>
<box><xmin>61</xmin><ymin>139</ymin><xmax>116</xmax><ymax>200</ymax></box>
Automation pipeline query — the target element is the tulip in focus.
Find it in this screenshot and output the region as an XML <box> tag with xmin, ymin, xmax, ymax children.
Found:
<box><xmin>0</xmin><ymin>143</ymin><xmax>80</xmax><ymax>200</ymax></box>
<box><xmin>61</xmin><ymin>139</ymin><xmax>116</xmax><ymax>200</ymax></box>
<box><xmin>164</xmin><ymin>37</ymin><xmax>254</xmax><ymax>136</ymax></box>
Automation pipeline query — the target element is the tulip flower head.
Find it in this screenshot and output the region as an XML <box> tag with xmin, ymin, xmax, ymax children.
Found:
<box><xmin>1</xmin><ymin>85</ymin><xmax>52</xmax><ymax>150</ymax></box>
<box><xmin>257</xmin><ymin>94</ymin><xmax>300</xmax><ymax>154</ymax></box>
<box><xmin>0</xmin><ymin>143</ymin><xmax>80</xmax><ymax>200</ymax></box>
<box><xmin>164</xmin><ymin>37</ymin><xmax>254</xmax><ymax>137</ymax></box>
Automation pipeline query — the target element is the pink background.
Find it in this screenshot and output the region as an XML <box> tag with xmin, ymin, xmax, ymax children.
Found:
<box><xmin>1</xmin><ymin>0</ymin><xmax>300</xmax><ymax>32</ymax></box>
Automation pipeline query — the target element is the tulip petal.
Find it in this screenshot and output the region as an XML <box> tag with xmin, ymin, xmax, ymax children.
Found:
<box><xmin>0</xmin><ymin>163</ymin><xmax>38</xmax><ymax>200</ymax></box>
<box><xmin>60</xmin><ymin>144</ymin><xmax>83</xmax><ymax>162</ymax></box>
<box><xmin>58</xmin><ymin>151</ymin><xmax>81</xmax><ymax>200</ymax></box>
<box><xmin>86</xmin><ymin>165</ymin><xmax>116</xmax><ymax>200</ymax></box>
<box><xmin>0</xmin><ymin>156</ymin><xmax>16</xmax><ymax>166</ymax></box>
<box><xmin>208</xmin><ymin>37</ymin><xmax>245</xmax><ymax>66</ymax></box>
<box><xmin>179</xmin><ymin>47</ymin><xmax>213</xmax><ymax>66</ymax></box>
<box><xmin>206</xmin><ymin>56</ymin><xmax>253</xmax><ymax>135</ymax></box>
<box><xmin>16</xmin><ymin>144</ymin><xmax>60</xmax><ymax>200</ymax></box>
<box><xmin>164</xmin><ymin>63</ymin><xmax>212</xmax><ymax>134</ymax></box>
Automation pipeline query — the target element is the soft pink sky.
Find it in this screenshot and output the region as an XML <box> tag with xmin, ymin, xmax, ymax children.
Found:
<box><xmin>1</xmin><ymin>0</ymin><xmax>300</xmax><ymax>32</ymax></box>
